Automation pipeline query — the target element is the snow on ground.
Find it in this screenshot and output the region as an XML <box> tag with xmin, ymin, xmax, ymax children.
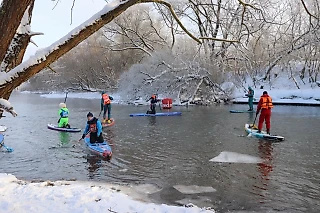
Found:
<box><xmin>0</xmin><ymin>173</ymin><xmax>214</xmax><ymax>213</ymax></box>
<box><xmin>229</xmin><ymin>72</ymin><xmax>320</xmax><ymax>105</ymax></box>
<box><xmin>34</xmin><ymin>87</ymin><xmax>320</xmax><ymax>106</ymax></box>
<box><xmin>233</xmin><ymin>87</ymin><xmax>320</xmax><ymax>105</ymax></box>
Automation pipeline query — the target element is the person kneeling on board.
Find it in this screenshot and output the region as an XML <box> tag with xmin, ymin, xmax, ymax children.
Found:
<box><xmin>80</xmin><ymin>112</ymin><xmax>104</xmax><ymax>143</ymax></box>
<box><xmin>58</xmin><ymin>103</ymin><xmax>70</xmax><ymax>128</ymax></box>
<box><xmin>146</xmin><ymin>94</ymin><xmax>160</xmax><ymax>114</ymax></box>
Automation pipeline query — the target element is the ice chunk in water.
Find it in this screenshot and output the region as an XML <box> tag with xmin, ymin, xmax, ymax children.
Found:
<box><xmin>173</xmin><ymin>185</ymin><xmax>216</xmax><ymax>194</ymax></box>
<box><xmin>209</xmin><ymin>151</ymin><xmax>262</xmax><ymax>163</ymax></box>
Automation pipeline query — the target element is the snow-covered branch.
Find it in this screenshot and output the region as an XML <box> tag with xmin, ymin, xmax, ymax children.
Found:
<box><xmin>0</xmin><ymin>0</ymin><xmax>139</xmax><ymax>97</ymax></box>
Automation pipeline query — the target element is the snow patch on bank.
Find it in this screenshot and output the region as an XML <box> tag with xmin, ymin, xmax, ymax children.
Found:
<box><xmin>231</xmin><ymin>72</ymin><xmax>320</xmax><ymax>105</ymax></box>
<box><xmin>0</xmin><ymin>173</ymin><xmax>215</xmax><ymax>213</ymax></box>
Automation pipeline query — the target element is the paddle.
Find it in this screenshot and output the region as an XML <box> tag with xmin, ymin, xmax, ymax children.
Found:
<box><xmin>64</xmin><ymin>91</ymin><xmax>68</xmax><ymax>103</ymax></box>
<box><xmin>0</xmin><ymin>135</ymin><xmax>13</xmax><ymax>152</ymax></box>
<box><xmin>2</xmin><ymin>143</ymin><xmax>14</xmax><ymax>152</ymax></box>
<box><xmin>250</xmin><ymin>112</ymin><xmax>259</xmax><ymax>129</ymax></box>
<box><xmin>78</xmin><ymin>130</ymin><xmax>90</xmax><ymax>142</ymax></box>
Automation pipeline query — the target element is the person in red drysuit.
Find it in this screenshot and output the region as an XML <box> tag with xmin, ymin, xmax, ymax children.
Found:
<box><xmin>256</xmin><ymin>91</ymin><xmax>273</xmax><ymax>134</ymax></box>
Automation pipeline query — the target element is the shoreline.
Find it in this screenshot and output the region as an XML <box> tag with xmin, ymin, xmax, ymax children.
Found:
<box><xmin>232</xmin><ymin>99</ymin><xmax>320</xmax><ymax>106</ymax></box>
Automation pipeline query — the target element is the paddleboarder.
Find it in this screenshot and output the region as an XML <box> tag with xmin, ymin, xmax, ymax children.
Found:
<box><xmin>256</xmin><ymin>91</ymin><xmax>273</xmax><ymax>134</ymax></box>
<box><xmin>58</xmin><ymin>103</ymin><xmax>70</xmax><ymax>128</ymax></box>
<box><xmin>147</xmin><ymin>94</ymin><xmax>160</xmax><ymax>114</ymax></box>
<box><xmin>100</xmin><ymin>91</ymin><xmax>114</xmax><ymax>124</ymax></box>
<box><xmin>80</xmin><ymin>112</ymin><xmax>104</xmax><ymax>143</ymax></box>
<box><xmin>245</xmin><ymin>86</ymin><xmax>254</xmax><ymax>111</ymax></box>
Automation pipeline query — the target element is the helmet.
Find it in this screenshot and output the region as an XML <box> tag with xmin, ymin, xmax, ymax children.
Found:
<box><xmin>101</xmin><ymin>91</ymin><xmax>105</xmax><ymax>95</ymax></box>
<box><xmin>59</xmin><ymin>103</ymin><xmax>66</xmax><ymax>108</ymax></box>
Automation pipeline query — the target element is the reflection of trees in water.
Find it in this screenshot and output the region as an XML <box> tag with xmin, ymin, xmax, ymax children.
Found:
<box><xmin>253</xmin><ymin>141</ymin><xmax>274</xmax><ymax>202</ymax></box>
<box><xmin>148</xmin><ymin>116</ymin><xmax>156</xmax><ymax>126</ymax></box>
<box><xmin>103</xmin><ymin>129</ymin><xmax>116</xmax><ymax>145</ymax></box>
<box><xmin>87</xmin><ymin>155</ymin><xmax>102</xmax><ymax>179</ymax></box>
<box><xmin>59</xmin><ymin>132</ymin><xmax>70</xmax><ymax>145</ymax></box>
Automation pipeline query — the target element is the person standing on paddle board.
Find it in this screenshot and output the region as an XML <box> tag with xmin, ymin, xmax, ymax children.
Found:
<box><xmin>100</xmin><ymin>91</ymin><xmax>114</xmax><ymax>124</ymax></box>
<box><xmin>147</xmin><ymin>94</ymin><xmax>160</xmax><ymax>114</ymax></box>
<box><xmin>58</xmin><ymin>103</ymin><xmax>70</xmax><ymax>128</ymax></box>
<box><xmin>256</xmin><ymin>91</ymin><xmax>273</xmax><ymax>134</ymax></box>
<box><xmin>80</xmin><ymin>112</ymin><xmax>104</xmax><ymax>143</ymax></box>
<box><xmin>245</xmin><ymin>86</ymin><xmax>254</xmax><ymax>111</ymax></box>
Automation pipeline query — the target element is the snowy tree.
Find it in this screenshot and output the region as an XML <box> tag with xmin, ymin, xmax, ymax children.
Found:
<box><xmin>118</xmin><ymin>51</ymin><xmax>227</xmax><ymax>104</ymax></box>
<box><xmin>0</xmin><ymin>0</ymin><xmax>318</xmax><ymax>108</ymax></box>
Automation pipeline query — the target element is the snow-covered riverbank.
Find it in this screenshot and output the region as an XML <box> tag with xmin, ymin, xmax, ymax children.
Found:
<box><xmin>31</xmin><ymin>87</ymin><xmax>320</xmax><ymax>106</ymax></box>
<box><xmin>232</xmin><ymin>87</ymin><xmax>320</xmax><ymax>106</ymax></box>
<box><xmin>0</xmin><ymin>173</ymin><xmax>214</xmax><ymax>213</ymax></box>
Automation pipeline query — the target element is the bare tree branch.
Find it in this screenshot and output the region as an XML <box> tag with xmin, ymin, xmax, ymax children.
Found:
<box><xmin>300</xmin><ymin>0</ymin><xmax>319</xmax><ymax>20</ymax></box>
<box><xmin>141</xmin><ymin>0</ymin><xmax>202</xmax><ymax>44</ymax></box>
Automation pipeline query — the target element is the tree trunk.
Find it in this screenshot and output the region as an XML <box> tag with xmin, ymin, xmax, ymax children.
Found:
<box><xmin>0</xmin><ymin>0</ymin><xmax>33</xmax><ymax>63</ymax></box>
<box><xmin>0</xmin><ymin>0</ymin><xmax>140</xmax><ymax>98</ymax></box>
<box><xmin>1</xmin><ymin>1</ymin><xmax>35</xmax><ymax>73</ymax></box>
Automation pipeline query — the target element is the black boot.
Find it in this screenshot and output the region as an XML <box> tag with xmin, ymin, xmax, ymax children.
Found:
<box><xmin>267</xmin><ymin>129</ymin><xmax>270</xmax><ymax>135</ymax></box>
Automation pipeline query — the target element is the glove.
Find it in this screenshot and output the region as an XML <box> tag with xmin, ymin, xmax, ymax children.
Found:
<box><xmin>81</xmin><ymin>134</ymin><xmax>85</xmax><ymax>139</ymax></box>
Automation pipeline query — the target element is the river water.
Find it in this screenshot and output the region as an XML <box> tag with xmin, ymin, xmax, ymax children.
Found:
<box><xmin>1</xmin><ymin>92</ymin><xmax>319</xmax><ymax>213</ymax></box>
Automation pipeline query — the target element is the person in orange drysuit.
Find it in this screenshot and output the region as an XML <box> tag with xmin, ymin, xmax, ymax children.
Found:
<box><xmin>256</xmin><ymin>91</ymin><xmax>273</xmax><ymax>135</ymax></box>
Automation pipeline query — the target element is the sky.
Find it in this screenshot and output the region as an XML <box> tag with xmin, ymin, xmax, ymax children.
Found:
<box><xmin>24</xmin><ymin>0</ymin><xmax>107</xmax><ymax>60</ymax></box>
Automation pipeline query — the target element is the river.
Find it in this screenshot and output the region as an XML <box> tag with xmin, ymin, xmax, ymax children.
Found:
<box><xmin>0</xmin><ymin>92</ymin><xmax>319</xmax><ymax>213</ymax></box>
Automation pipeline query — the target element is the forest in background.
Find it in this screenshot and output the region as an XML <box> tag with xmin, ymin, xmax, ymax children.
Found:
<box><xmin>18</xmin><ymin>0</ymin><xmax>320</xmax><ymax>104</ymax></box>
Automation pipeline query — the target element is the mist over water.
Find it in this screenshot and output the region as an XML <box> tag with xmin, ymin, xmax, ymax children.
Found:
<box><xmin>1</xmin><ymin>92</ymin><xmax>319</xmax><ymax>212</ymax></box>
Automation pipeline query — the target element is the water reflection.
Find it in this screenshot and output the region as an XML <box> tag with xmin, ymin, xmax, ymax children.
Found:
<box><xmin>59</xmin><ymin>132</ymin><xmax>70</xmax><ymax>146</ymax></box>
<box><xmin>104</xmin><ymin>128</ymin><xmax>115</xmax><ymax>146</ymax></box>
<box><xmin>148</xmin><ymin>116</ymin><xmax>156</xmax><ymax>126</ymax></box>
<box><xmin>253</xmin><ymin>140</ymin><xmax>274</xmax><ymax>202</ymax></box>
<box><xmin>86</xmin><ymin>155</ymin><xmax>103</xmax><ymax>179</ymax></box>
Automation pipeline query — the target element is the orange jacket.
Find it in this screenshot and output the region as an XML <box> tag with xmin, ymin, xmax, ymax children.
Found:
<box><xmin>102</xmin><ymin>94</ymin><xmax>111</xmax><ymax>105</ymax></box>
<box><xmin>257</xmin><ymin>94</ymin><xmax>273</xmax><ymax>111</ymax></box>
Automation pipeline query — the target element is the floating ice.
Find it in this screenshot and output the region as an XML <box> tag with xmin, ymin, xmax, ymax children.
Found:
<box><xmin>209</xmin><ymin>151</ymin><xmax>262</xmax><ymax>164</ymax></box>
<box><xmin>173</xmin><ymin>185</ymin><xmax>216</xmax><ymax>194</ymax></box>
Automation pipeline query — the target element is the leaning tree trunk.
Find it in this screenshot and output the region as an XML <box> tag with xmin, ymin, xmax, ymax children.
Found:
<box><xmin>0</xmin><ymin>0</ymin><xmax>140</xmax><ymax>98</ymax></box>
<box><xmin>0</xmin><ymin>0</ymin><xmax>33</xmax><ymax>63</ymax></box>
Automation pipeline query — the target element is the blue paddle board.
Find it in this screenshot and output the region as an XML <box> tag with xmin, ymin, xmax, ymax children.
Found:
<box><xmin>130</xmin><ymin>112</ymin><xmax>182</xmax><ymax>117</ymax></box>
<box><xmin>84</xmin><ymin>136</ymin><xmax>112</xmax><ymax>160</ymax></box>
<box><xmin>0</xmin><ymin>134</ymin><xmax>4</xmax><ymax>144</ymax></box>
<box><xmin>230</xmin><ymin>110</ymin><xmax>255</xmax><ymax>113</ymax></box>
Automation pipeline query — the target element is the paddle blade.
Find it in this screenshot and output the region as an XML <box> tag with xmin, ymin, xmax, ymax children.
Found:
<box><xmin>250</xmin><ymin>124</ymin><xmax>258</xmax><ymax>129</ymax></box>
<box><xmin>3</xmin><ymin>145</ymin><xmax>13</xmax><ymax>152</ymax></box>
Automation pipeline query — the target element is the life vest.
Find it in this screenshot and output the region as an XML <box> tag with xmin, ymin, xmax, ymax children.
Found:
<box><xmin>87</xmin><ymin>117</ymin><xmax>98</xmax><ymax>133</ymax></box>
<box><xmin>260</xmin><ymin>96</ymin><xmax>273</xmax><ymax>109</ymax></box>
<box><xmin>102</xmin><ymin>94</ymin><xmax>111</xmax><ymax>105</ymax></box>
<box><xmin>60</xmin><ymin>108</ymin><xmax>69</xmax><ymax>118</ymax></box>
<box><xmin>150</xmin><ymin>95</ymin><xmax>157</xmax><ymax>104</ymax></box>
